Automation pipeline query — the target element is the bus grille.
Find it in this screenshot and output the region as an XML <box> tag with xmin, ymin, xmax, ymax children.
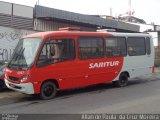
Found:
<box><xmin>9</xmin><ymin>76</ymin><xmax>19</xmax><ymax>81</ymax></box>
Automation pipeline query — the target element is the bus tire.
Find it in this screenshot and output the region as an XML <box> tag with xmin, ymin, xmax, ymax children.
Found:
<box><xmin>40</xmin><ymin>81</ymin><xmax>57</xmax><ymax>100</ymax></box>
<box><xmin>113</xmin><ymin>73</ymin><xmax>128</xmax><ymax>87</ymax></box>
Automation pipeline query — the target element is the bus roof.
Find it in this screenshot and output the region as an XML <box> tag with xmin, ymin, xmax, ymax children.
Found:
<box><xmin>109</xmin><ymin>32</ymin><xmax>151</xmax><ymax>37</ymax></box>
<box><xmin>24</xmin><ymin>31</ymin><xmax>151</xmax><ymax>39</ymax></box>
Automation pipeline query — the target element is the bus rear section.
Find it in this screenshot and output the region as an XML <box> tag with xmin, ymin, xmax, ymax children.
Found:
<box><xmin>4</xmin><ymin>29</ymin><xmax>154</xmax><ymax>100</ymax></box>
<box><xmin>111</xmin><ymin>33</ymin><xmax>155</xmax><ymax>80</ymax></box>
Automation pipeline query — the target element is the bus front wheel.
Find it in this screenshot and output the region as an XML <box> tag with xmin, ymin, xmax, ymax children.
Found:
<box><xmin>113</xmin><ymin>73</ymin><xmax>128</xmax><ymax>87</ymax></box>
<box><xmin>40</xmin><ymin>81</ymin><xmax>57</xmax><ymax>100</ymax></box>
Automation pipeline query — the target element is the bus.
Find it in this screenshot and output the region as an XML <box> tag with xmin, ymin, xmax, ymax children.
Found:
<box><xmin>4</xmin><ymin>27</ymin><xmax>154</xmax><ymax>100</ymax></box>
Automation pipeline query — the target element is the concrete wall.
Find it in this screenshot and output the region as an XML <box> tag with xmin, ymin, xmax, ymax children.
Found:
<box><xmin>0</xmin><ymin>1</ymin><xmax>33</xmax><ymax>18</ymax></box>
<box><xmin>158</xmin><ymin>33</ymin><xmax>160</xmax><ymax>46</ymax></box>
<box><xmin>0</xmin><ymin>1</ymin><xmax>12</xmax><ymax>15</ymax></box>
<box><xmin>155</xmin><ymin>33</ymin><xmax>160</xmax><ymax>66</ymax></box>
<box><xmin>155</xmin><ymin>46</ymin><xmax>160</xmax><ymax>67</ymax></box>
<box><xmin>0</xmin><ymin>26</ymin><xmax>35</xmax><ymax>61</ymax></box>
<box><xmin>13</xmin><ymin>4</ymin><xmax>33</xmax><ymax>18</ymax></box>
<box><xmin>148</xmin><ymin>32</ymin><xmax>158</xmax><ymax>46</ymax></box>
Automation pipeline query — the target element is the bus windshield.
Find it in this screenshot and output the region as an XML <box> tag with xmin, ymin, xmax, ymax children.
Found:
<box><xmin>8</xmin><ymin>38</ymin><xmax>42</xmax><ymax>70</ymax></box>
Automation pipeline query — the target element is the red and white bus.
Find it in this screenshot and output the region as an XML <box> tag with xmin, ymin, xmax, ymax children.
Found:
<box><xmin>5</xmin><ymin>27</ymin><xmax>154</xmax><ymax>99</ymax></box>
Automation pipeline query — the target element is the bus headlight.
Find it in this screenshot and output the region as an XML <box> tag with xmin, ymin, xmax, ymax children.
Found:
<box><xmin>20</xmin><ymin>75</ymin><xmax>30</xmax><ymax>82</ymax></box>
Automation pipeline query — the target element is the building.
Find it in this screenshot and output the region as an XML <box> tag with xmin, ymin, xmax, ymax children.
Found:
<box><xmin>0</xmin><ymin>1</ymin><xmax>33</xmax><ymax>30</ymax></box>
<box><xmin>118</xmin><ymin>16</ymin><xmax>146</xmax><ymax>24</ymax></box>
<box><xmin>0</xmin><ymin>1</ymin><xmax>140</xmax><ymax>32</ymax></box>
<box><xmin>0</xmin><ymin>1</ymin><xmax>140</xmax><ymax>61</ymax></box>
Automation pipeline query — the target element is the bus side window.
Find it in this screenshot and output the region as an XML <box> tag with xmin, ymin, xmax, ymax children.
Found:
<box><xmin>105</xmin><ymin>37</ymin><xmax>126</xmax><ymax>57</ymax></box>
<box><xmin>127</xmin><ymin>37</ymin><xmax>146</xmax><ymax>56</ymax></box>
<box><xmin>78</xmin><ymin>37</ymin><xmax>104</xmax><ymax>59</ymax></box>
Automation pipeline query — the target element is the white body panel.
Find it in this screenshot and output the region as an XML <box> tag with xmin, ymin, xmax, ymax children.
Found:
<box><xmin>112</xmin><ymin>32</ymin><xmax>154</xmax><ymax>81</ymax></box>
<box><xmin>5</xmin><ymin>79</ymin><xmax>34</xmax><ymax>94</ymax></box>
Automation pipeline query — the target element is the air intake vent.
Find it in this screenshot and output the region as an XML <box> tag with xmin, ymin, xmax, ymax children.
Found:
<box><xmin>9</xmin><ymin>76</ymin><xmax>19</xmax><ymax>81</ymax></box>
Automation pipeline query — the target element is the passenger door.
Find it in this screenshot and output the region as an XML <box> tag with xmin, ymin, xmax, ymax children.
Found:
<box><xmin>36</xmin><ymin>37</ymin><xmax>79</xmax><ymax>89</ymax></box>
<box><xmin>77</xmin><ymin>37</ymin><xmax>106</xmax><ymax>86</ymax></box>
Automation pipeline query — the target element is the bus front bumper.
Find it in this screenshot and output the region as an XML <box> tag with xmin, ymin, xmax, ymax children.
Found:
<box><xmin>5</xmin><ymin>79</ymin><xmax>34</xmax><ymax>94</ymax></box>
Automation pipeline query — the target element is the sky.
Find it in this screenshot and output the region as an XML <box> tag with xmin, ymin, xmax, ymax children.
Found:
<box><xmin>1</xmin><ymin>0</ymin><xmax>160</xmax><ymax>25</ymax></box>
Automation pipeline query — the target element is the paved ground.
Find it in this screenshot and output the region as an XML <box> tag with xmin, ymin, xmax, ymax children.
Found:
<box><xmin>0</xmin><ymin>68</ymin><xmax>159</xmax><ymax>114</ymax></box>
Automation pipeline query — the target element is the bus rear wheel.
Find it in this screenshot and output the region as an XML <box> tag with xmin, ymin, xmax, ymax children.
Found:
<box><xmin>40</xmin><ymin>81</ymin><xmax>57</xmax><ymax>100</ymax></box>
<box><xmin>113</xmin><ymin>73</ymin><xmax>128</xmax><ymax>87</ymax></box>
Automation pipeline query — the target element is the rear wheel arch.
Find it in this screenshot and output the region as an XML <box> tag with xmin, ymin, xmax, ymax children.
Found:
<box><xmin>113</xmin><ymin>71</ymin><xmax>129</xmax><ymax>87</ymax></box>
<box><xmin>119</xmin><ymin>71</ymin><xmax>130</xmax><ymax>79</ymax></box>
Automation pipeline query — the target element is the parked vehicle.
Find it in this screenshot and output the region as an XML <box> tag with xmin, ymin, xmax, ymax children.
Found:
<box><xmin>4</xmin><ymin>27</ymin><xmax>154</xmax><ymax>99</ymax></box>
<box><xmin>0</xmin><ymin>61</ymin><xmax>8</xmax><ymax>90</ymax></box>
